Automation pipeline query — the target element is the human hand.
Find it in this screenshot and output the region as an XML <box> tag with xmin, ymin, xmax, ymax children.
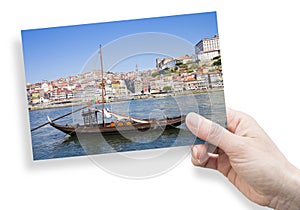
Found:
<box><xmin>186</xmin><ymin>108</ymin><xmax>300</xmax><ymax>210</ymax></box>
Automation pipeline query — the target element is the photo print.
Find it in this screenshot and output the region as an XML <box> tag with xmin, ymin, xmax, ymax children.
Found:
<box><xmin>22</xmin><ymin>12</ymin><xmax>226</xmax><ymax>162</ymax></box>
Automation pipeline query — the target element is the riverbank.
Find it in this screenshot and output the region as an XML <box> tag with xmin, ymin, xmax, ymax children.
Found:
<box><xmin>28</xmin><ymin>88</ymin><xmax>224</xmax><ymax>111</ymax></box>
<box><xmin>28</xmin><ymin>101</ymin><xmax>85</xmax><ymax>111</ymax></box>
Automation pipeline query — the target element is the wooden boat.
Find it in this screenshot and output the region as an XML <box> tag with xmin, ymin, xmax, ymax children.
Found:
<box><xmin>48</xmin><ymin>110</ymin><xmax>185</xmax><ymax>136</ymax></box>
<box><xmin>47</xmin><ymin>45</ymin><xmax>185</xmax><ymax>136</ymax></box>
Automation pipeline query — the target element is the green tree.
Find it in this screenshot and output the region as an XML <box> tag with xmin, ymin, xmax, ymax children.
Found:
<box><xmin>190</xmin><ymin>63</ymin><xmax>199</xmax><ymax>69</ymax></box>
<box><xmin>212</xmin><ymin>55</ymin><xmax>221</xmax><ymax>60</ymax></box>
<box><xmin>176</xmin><ymin>61</ymin><xmax>183</xmax><ymax>66</ymax></box>
<box><xmin>212</xmin><ymin>55</ymin><xmax>222</xmax><ymax>67</ymax></box>
<box><xmin>213</xmin><ymin>59</ymin><xmax>221</xmax><ymax>66</ymax></box>
<box><xmin>151</xmin><ymin>72</ymin><xmax>159</xmax><ymax>77</ymax></box>
<box><xmin>179</xmin><ymin>64</ymin><xmax>188</xmax><ymax>69</ymax></box>
<box><xmin>163</xmin><ymin>86</ymin><xmax>172</xmax><ymax>91</ymax></box>
<box><xmin>163</xmin><ymin>70</ymin><xmax>171</xmax><ymax>75</ymax></box>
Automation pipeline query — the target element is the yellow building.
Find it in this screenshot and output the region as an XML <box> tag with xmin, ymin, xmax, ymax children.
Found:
<box><xmin>30</xmin><ymin>91</ymin><xmax>40</xmax><ymax>104</ymax></box>
<box><xmin>112</xmin><ymin>81</ymin><xmax>120</xmax><ymax>95</ymax></box>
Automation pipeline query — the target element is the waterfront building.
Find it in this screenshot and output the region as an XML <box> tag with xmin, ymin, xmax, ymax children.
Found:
<box><xmin>41</xmin><ymin>82</ymin><xmax>49</xmax><ymax>92</ymax></box>
<box><xmin>51</xmin><ymin>89</ymin><xmax>67</xmax><ymax>100</ymax></box>
<box><xmin>184</xmin><ymin>77</ymin><xmax>198</xmax><ymax>90</ymax></box>
<box><xmin>195</xmin><ymin>35</ymin><xmax>220</xmax><ymax>61</ymax></box>
<box><xmin>198</xmin><ymin>51</ymin><xmax>220</xmax><ymax>61</ymax></box>
<box><xmin>176</xmin><ymin>55</ymin><xmax>194</xmax><ymax>64</ymax></box>
<box><xmin>30</xmin><ymin>91</ymin><xmax>40</xmax><ymax>104</ymax></box>
<box><xmin>164</xmin><ymin>75</ymin><xmax>173</xmax><ymax>81</ymax></box>
<box><xmin>67</xmin><ymin>84</ymin><xmax>77</xmax><ymax>91</ymax></box>
<box><xmin>119</xmin><ymin>80</ymin><xmax>128</xmax><ymax>96</ymax></box>
<box><xmin>66</xmin><ymin>92</ymin><xmax>74</xmax><ymax>99</ymax></box>
<box><xmin>183</xmin><ymin>72</ymin><xmax>223</xmax><ymax>91</ymax></box>
<box><xmin>134</xmin><ymin>80</ymin><xmax>143</xmax><ymax>94</ymax></box>
<box><xmin>126</xmin><ymin>71</ymin><xmax>136</xmax><ymax>78</ymax></box>
<box><xmin>208</xmin><ymin>72</ymin><xmax>223</xmax><ymax>89</ymax></box>
<box><xmin>105</xmin><ymin>84</ymin><xmax>113</xmax><ymax>99</ymax></box>
<box><xmin>196</xmin><ymin>74</ymin><xmax>209</xmax><ymax>90</ymax></box>
<box><xmin>156</xmin><ymin>57</ymin><xmax>176</xmax><ymax>71</ymax></box>
<box><xmin>156</xmin><ymin>55</ymin><xmax>194</xmax><ymax>72</ymax></box>
<box><xmin>173</xmin><ymin>80</ymin><xmax>184</xmax><ymax>92</ymax></box>
<box><xmin>133</xmin><ymin>64</ymin><xmax>144</xmax><ymax>94</ymax></box>
<box><xmin>143</xmin><ymin>84</ymin><xmax>151</xmax><ymax>94</ymax></box>
<box><xmin>149</xmin><ymin>80</ymin><xmax>159</xmax><ymax>93</ymax></box>
<box><xmin>111</xmin><ymin>80</ymin><xmax>120</xmax><ymax>95</ymax></box>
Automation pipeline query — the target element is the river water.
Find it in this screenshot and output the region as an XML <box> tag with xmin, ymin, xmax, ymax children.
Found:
<box><xmin>29</xmin><ymin>91</ymin><xmax>226</xmax><ymax>160</ymax></box>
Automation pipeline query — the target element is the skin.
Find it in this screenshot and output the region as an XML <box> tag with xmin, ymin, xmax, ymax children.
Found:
<box><xmin>186</xmin><ymin>108</ymin><xmax>300</xmax><ymax>210</ymax></box>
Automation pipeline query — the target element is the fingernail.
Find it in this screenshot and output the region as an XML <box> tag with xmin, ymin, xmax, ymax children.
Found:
<box><xmin>186</xmin><ymin>112</ymin><xmax>201</xmax><ymax>134</ymax></box>
<box><xmin>192</xmin><ymin>145</ymin><xmax>198</xmax><ymax>158</ymax></box>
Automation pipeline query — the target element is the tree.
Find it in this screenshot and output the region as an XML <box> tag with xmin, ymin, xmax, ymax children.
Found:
<box><xmin>190</xmin><ymin>63</ymin><xmax>199</xmax><ymax>69</ymax></box>
<box><xmin>179</xmin><ymin>64</ymin><xmax>188</xmax><ymax>69</ymax></box>
<box><xmin>151</xmin><ymin>72</ymin><xmax>159</xmax><ymax>77</ymax></box>
<box><xmin>176</xmin><ymin>61</ymin><xmax>183</xmax><ymax>66</ymax></box>
<box><xmin>163</xmin><ymin>86</ymin><xmax>172</xmax><ymax>91</ymax></box>
<box><xmin>212</xmin><ymin>55</ymin><xmax>222</xmax><ymax>67</ymax></box>
<box><xmin>212</xmin><ymin>55</ymin><xmax>221</xmax><ymax>60</ymax></box>
<box><xmin>213</xmin><ymin>59</ymin><xmax>221</xmax><ymax>66</ymax></box>
<box><xmin>161</xmin><ymin>69</ymin><xmax>169</xmax><ymax>74</ymax></box>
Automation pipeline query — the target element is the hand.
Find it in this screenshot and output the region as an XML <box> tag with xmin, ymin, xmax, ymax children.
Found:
<box><xmin>186</xmin><ymin>108</ymin><xmax>300</xmax><ymax>210</ymax></box>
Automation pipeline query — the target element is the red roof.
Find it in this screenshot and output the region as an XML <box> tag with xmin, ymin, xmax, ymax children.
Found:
<box><xmin>176</xmin><ymin>55</ymin><xmax>193</xmax><ymax>60</ymax></box>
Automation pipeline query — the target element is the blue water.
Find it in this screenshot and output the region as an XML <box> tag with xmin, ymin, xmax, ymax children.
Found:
<box><xmin>29</xmin><ymin>91</ymin><xmax>226</xmax><ymax>160</ymax></box>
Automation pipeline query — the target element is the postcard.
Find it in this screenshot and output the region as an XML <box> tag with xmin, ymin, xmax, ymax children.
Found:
<box><xmin>22</xmin><ymin>11</ymin><xmax>226</xmax><ymax>161</ymax></box>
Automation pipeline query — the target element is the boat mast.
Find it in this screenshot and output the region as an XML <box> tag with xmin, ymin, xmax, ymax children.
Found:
<box><xmin>100</xmin><ymin>44</ymin><xmax>105</xmax><ymax>126</ymax></box>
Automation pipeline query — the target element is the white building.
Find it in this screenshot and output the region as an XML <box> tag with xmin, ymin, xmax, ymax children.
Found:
<box><xmin>195</xmin><ymin>35</ymin><xmax>220</xmax><ymax>61</ymax></box>
<box><xmin>197</xmin><ymin>50</ymin><xmax>220</xmax><ymax>61</ymax></box>
<box><xmin>41</xmin><ymin>82</ymin><xmax>49</xmax><ymax>92</ymax></box>
<box><xmin>134</xmin><ymin>80</ymin><xmax>143</xmax><ymax>94</ymax></box>
<box><xmin>156</xmin><ymin>57</ymin><xmax>176</xmax><ymax>71</ymax></box>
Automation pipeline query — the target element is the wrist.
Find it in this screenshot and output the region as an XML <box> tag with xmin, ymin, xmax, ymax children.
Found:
<box><xmin>270</xmin><ymin>163</ymin><xmax>300</xmax><ymax>210</ymax></box>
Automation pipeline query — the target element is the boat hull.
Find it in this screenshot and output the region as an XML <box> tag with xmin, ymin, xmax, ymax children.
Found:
<box><xmin>50</xmin><ymin>115</ymin><xmax>186</xmax><ymax>136</ymax></box>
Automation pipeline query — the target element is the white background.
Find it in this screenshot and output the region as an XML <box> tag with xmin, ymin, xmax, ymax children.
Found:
<box><xmin>1</xmin><ymin>0</ymin><xmax>300</xmax><ymax>209</ymax></box>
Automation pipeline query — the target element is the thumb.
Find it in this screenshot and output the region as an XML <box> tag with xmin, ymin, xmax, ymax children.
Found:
<box><xmin>186</xmin><ymin>112</ymin><xmax>238</xmax><ymax>153</ymax></box>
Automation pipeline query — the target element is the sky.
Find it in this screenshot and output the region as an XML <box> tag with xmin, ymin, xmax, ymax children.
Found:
<box><xmin>21</xmin><ymin>12</ymin><xmax>219</xmax><ymax>84</ymax></box>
